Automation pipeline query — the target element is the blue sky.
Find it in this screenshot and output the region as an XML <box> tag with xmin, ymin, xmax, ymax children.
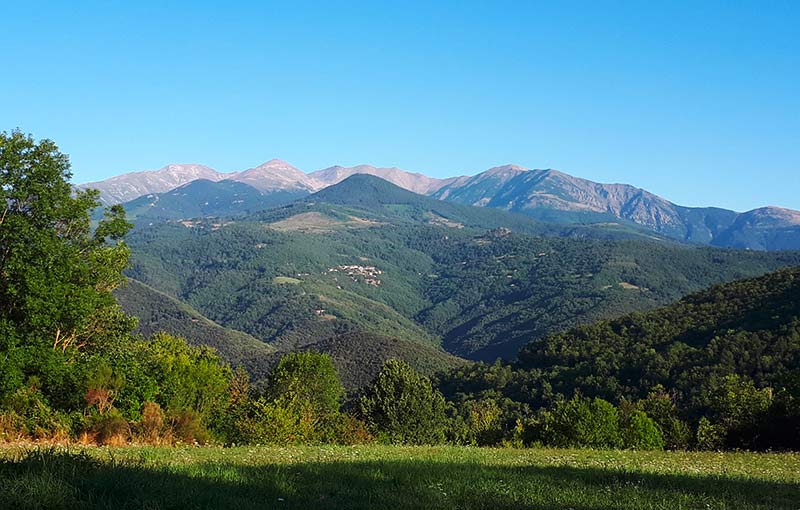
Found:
<box><xmin>2</xmin><ymin>1</ymin><xmax>798</xmax><ymax>211</ymax></box>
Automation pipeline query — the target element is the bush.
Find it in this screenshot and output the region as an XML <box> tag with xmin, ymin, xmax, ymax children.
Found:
<box><xmin>136</xmin><ymin>401</ymin><xmax>165</xmax><ymax>444</ymax></box>
<box><xmin>620</xmin><ymin>408</ymin><xmax>664</xmax><ymax>450</ymax></box>
<box><xmin>450</xmin><ymin>399</ymin><xmax>505</xmax><ymax>446</ymax></box>
<box><xmin>1</xmin><ymin>385</ymin><xmax>72</xmax><ymax>440</ymax></box>
<box><xmin>706</xmin><ymin>375</ymin><xmax>773</xmax><ymax>449</ymax></box>
<box><xmin>235</xmin><ymin>398</ymin><xmax>310</xmax><ymax>445</ymax></box>
<box><xmin>325</xmin><ymin>413</ymin><xmax>375</xmax><ymax>445</ymax></box>
<box><xmin>167</xmin><ymin>409</ymin><xmax>210</xmax><ymax>444</ymax></box>
<box><xmin>85</xmin><ymin>410</ymin><xmax>130</xmax><ymax>445</ymax></box>
<box><xmin>696</xmin><ymin>416</ymin><xmax>725</xmax><ymax>450</ymax></box>
<box><xmin>635</xmin><ymin>386</ymin><xmax>691</xmax><ymax>450</ymax></box>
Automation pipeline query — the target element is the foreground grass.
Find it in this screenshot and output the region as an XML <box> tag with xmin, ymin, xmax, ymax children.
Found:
<box><xmin>1</xmin><ymin>445</ymin><xmax>799</xmax><ymax>509</ymax></box>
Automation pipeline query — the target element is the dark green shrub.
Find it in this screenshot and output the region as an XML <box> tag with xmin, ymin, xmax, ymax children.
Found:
<box><xmin>696</xmin><ymin>417</ymin><xmax>725</xmax><ymax>450</ymax></box>
<box><xmin>620</xmin><ymin>409</ymin><xmax>665</xmax><ymax>450</ymax></box>
<box><xmin>267</xmin><ymin>352</ymin><xmax>345</xmax><ymax>418</ymax></box>
<box><xmin>86</xmin><ymin>410</ymin><xmax>130</xmax><ymax>445</ymax></box>
<box><xmin>535</xmin><ymin>395</ymin><xmax>622</xmax><ymax>448</ymax></box>
<box><xmin>167</xmin><ymin>409</ymin><xmax>209</xmax><ymax>444</ymax></box>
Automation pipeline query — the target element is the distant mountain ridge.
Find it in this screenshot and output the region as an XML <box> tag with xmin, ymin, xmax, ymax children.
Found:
<box><xmin>81</xmin><ymin>160</ymin><xmax>800</xmax><ymax>250</ymax></box>
<box><xmin>79</xmin><ymin>159</ymin><xmax>323</xmax><ymax>205</ymax></box>
<box><xmin>310</xmin><ymin>164</ymin><xmax>457</xmax><ymax>194</ymax></box>
<box><xmin>432</xmin><ymin>165</ymin><xmax>800</xmax><ymax>249</ymax></box>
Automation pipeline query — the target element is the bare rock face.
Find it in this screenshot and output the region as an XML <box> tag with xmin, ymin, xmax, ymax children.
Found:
<box><xmin>78</xmin><ymin>164</ymin><xmax>230</xmax><ymax>205</ymax></box>
<box><xmin>310</xmin><ymin>164</ymin><xmax>458</xmax><ymax>194</ymax></box>
<box><xmin>433</xmin><ymin>165</ymin><xmax>744</xmax><ymax>243</ymax></box>
<box><xmin>79</xmin><ymin>160</ymin><xmax>457</xmax><ymax>205</ymax></box>
<box><xmin>231</xmin><ymin>159</ymin><xmax>324</xmax><ymax>192</ymax></box>
<box><xmin>79</xmin><ymin>158</ymin><xmax>800</xmax><ymax>250</ymax></box>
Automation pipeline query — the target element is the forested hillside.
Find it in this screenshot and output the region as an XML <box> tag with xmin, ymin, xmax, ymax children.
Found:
<box><xmin>125</xmin><ymin>176</ymin><xmax>800</xmax><ymax>361</ymax></box>
<box><xmin>115</xmin><ymin>278</ymin><xmax>463</xmax><ymax>389</ymax></box>
<box><xmin>114</xmin><ymin>278</ymin><xmax>276</xmax><ymax>365</ymax></box>
<box><xmin>439</xmin><ymin>267</ymin><xmax>800</xmax><ymax>450</ymax></box>
<box><xmin>517</xmin><ymin>266</ymin><xmax>800</xmax><ymax>408</ymax></box>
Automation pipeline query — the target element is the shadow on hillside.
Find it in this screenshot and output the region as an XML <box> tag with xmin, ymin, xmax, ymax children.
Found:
<box><xmin>0</xmin><ymin>450</ymin><xmax>797</xmax><ymax>510</ymax></box>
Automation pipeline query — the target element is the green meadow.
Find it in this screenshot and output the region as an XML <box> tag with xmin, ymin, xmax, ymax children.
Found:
<box><xmin>1</xmin><ymin>445</ymin><xmax>798</xmax><ymax>510</ymax></box>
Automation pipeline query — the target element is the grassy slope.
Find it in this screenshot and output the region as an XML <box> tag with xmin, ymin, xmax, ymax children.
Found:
<box><xmin>1</xmin><ymin>445</ymin><xmax>798</xmax><ymax>510</ymax></box>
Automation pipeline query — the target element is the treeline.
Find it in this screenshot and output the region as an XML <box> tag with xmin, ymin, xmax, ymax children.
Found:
<box><xmin>437</xmin><ymin>267</ymin><xmax>800</xmax><ymax>451</ymax></box>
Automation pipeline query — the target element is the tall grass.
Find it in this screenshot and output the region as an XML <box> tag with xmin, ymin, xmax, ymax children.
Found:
<box><xmin>1</xmin><ymin>445</ymin><xmax>798</xmax><ymax>509</ymax></box>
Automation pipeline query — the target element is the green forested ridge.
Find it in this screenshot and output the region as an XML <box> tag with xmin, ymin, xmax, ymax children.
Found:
<box><xmin>124</xmin><ymin>177</ymin><xmax>800</xmax><ymax>360</ymax></box>
<box><xmin>115</xmin><ymin>279</ymin><xmax>461</xmax><ymax>390</ymax></box>
<box><xmin>106</xmin><ymin>179</ymin><xmax>308</xmax><ymax>227</ymax></box>
<box><xmin>114</xmin><ymin>279</ymin><xmax>276</xmax><ymax>361</ymax></box>
<box><xmin>517</xmin><ymin>266</ymin><xmax>800</xmax><ymax>408</ymax></box>
<box><xmin>438</xmin><ymin>267</ymin><xmax>800</xmax><ymax>450</ymax></box>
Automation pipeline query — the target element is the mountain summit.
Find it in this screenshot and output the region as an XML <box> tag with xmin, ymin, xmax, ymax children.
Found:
<box><xmin>233</xmin><ymin>159</ymin><xmax>323</xmax><ymax>192</ymax></box>
<box><xmin>310</xmin><ymin>164</ymin><xmax>456</xmax><ymax>194</ymax></box>
<box><xmin>79</xmin><ymin>164</ymin><xmax>230</xmax><ymax>204</ymax></box>
<box><xmin>80</xmin><ymin>160</ymin><xmax>800</xmax><ymax>250</ymax></box>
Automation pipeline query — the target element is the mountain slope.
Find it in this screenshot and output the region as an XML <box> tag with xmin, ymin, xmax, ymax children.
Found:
<box><xmin>114</xmin><ymin>279</ymin><xmax>276</xmax><ymax>372</ymax></box>
<box><xmin>310</xmin><ymin>164</ymin><xmax>456</xmax><ymax>194</ymax></box>
<box><xmin>712</xmin><ymin>207</ymin><xmax>800</xmax><ymax>250</ymax></box>
<box><xmin>124</xmin><ymin>176</ymin><xmax>800</xmax><ymax>361</ymax></box>
<box><xmin>517</xmin><ymin>266</ymin><xmax>800</xmax><ymax>416</ymax></box>
<box><xmin>433</xmin><ymin>166</ymin><xmax>738</xmax><ymax>243</ymax></box>
<box><xmin>265</xmin><ymin>331</ymin><xmax>466</xmax><ymax>390</ymax></box>
<box><xmin>82</xmin><ymin>160</ymin><xmax>800</xmax><ymax>251</ymax></box>
<box><xmin>79</xmin><ymin>164</ymin><xmax>229</xmax><ymax>205</ymax></box>
<box><xmin>117</xmin><ymin>179</ymin><xmax>307</xmax><ymax>225</ymax></box>
<box><xmin>233</xmin><ymin>159</ymin><xmax>323</xmax><ymax>192</ymax></box>
<box><xmin>286</xmin><ymin>174</ymin><xmax>665</xmax><ymax>241</ymax></box>
<box><xmin>82</xmin><ymin>159</ymin><xmax>321</xmax><ymax>205</ymax></box>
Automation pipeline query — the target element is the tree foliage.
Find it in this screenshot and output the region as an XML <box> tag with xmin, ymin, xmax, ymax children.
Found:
<box><xmin>358</xmin><ymin>359</ymin><xmax>448</xmax><ymax>444</ymax></box>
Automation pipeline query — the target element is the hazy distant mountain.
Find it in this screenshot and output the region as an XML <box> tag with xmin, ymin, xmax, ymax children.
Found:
<box><xmin>712</xmin><ymin>207</ymin><xmax>800</xmax><ymax>250</ymax></box>
<box><xmin>233</xmin><ymin>159</ymin><xmax>323</xmax><ymax>193</ymax></box>
<box><xmin>81</xmin><ymin>159</ymin><xmax>800</xmax><ymax>250</ymax></box>
<box><xmin>82</xmin><ymin>161</ymin><xmax>455</xmax><ymax>205</ymax></box>
<box><xmin>82</xmin><ymin>159</ymin><xmax>320</xmax><ymax>205</ymax></box>
<box><xmin>118</xmin><ymin>179</ymin><xmax>308</xmax><ymax>225</ymax></box>
<box><xmin>310</xmin><ymin>164</ymin><xmax>456</xmax><ymax>194</ymax></box>
<box><xmin>433</xmin><ymin>165</ymin><xmax>797</xmax><ymax>248</ymax></box>
<box><xmin>79</xmin><ymin>164</ymin><xmax>230</xmax><ymax>205</ymax></box>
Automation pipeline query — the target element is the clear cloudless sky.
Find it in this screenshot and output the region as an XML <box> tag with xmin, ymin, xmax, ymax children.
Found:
<box><xmin>1</xmin><ymin>0</ymin><xmax>798</xmax><ymax>211</ymax></box>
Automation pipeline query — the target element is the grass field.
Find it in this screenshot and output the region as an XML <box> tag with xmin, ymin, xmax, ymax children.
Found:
<box><xmin>1</xmin><ymin>445</ymin><xmax>798</xmax><ymax>509</ymax></box>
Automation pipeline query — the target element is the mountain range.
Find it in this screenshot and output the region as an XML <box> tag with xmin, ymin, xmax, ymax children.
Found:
<box><xmin>81</xmin><ymin>160</ymin><xmax>800</xmax><ymax>250</ymax></box>
<box><xmin>120</xmin><ymin>174</ymin><xmax>800</xmax><ymax>369</ymax></box>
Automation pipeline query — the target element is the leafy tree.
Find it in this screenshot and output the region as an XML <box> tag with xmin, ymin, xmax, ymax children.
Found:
<box><xmin>235</xmin><ymin>352</ymin><xmax>346</xmax><ymax>445</ymax></box>
<box><xmin>141</xmin><ymin>333</ymin><xmax>232</xmax><ymax>420</ymax></box>
<box><xmin>358</xmin><ymin>359</ymin><xmax>448</xmax><ymax>444</ymax></box>
<box><xmin>267</xmin><ymin>351</ymin><xmax>344</xmax><ymax>418</ymax></box>
<box><xmin>0</xmin><ymin>130</ymin><xmax>134</xmax><ymax>407</ymax></box>
<box><xmin>703</xmin><ymin>375</ymin><xmax>773</xmax><ymax>449</ymax></box>
<box><xmin>635</xmin><ymin>386</ymin><xmax>691</xmax><ymax>450</ymax></box>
